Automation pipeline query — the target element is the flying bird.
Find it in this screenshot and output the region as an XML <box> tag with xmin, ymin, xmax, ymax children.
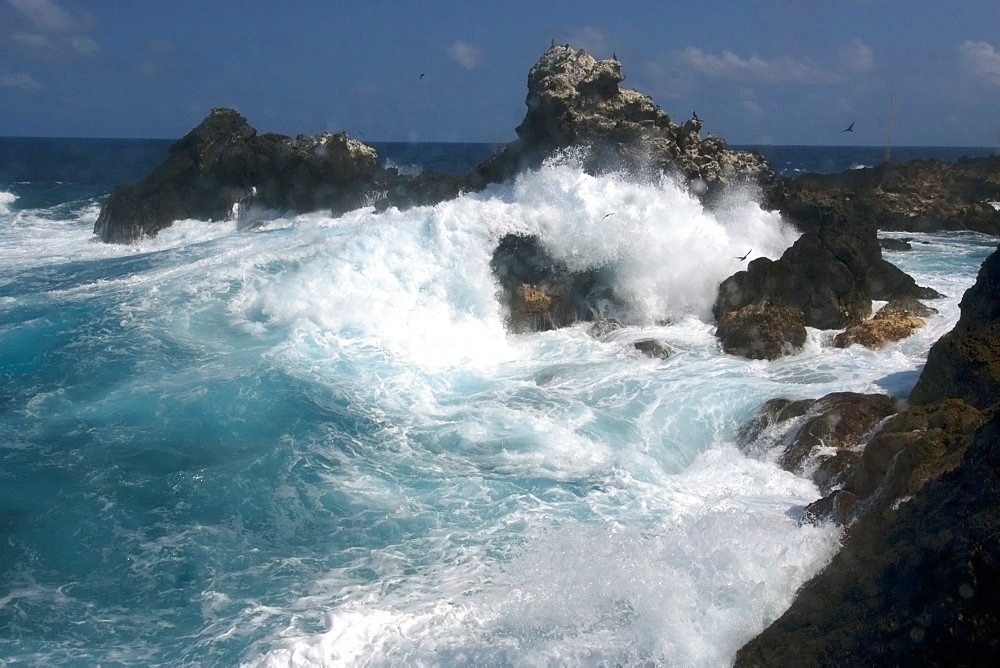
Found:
<box><xmin>419</xmin><ymin>73</ymin><xmax>425</xmax><ymax>80</ymax></box>
<box><xmin>842</xmin><ymin>121</ymin><xmax>855</xmax><ymax>132</ymax></box>
<box><xmin>736</xmin><ymin>249</ymin><xmax>752</xmax><ymax>261</ymax></box>
<box><xmin>692</xmin><ymin>110</ymin><xmax>700</xmax><ymax>122</ymax></box>
<box><xmin>602</xmin><ymin>212</ymin><xmax>615</xmax><ymax>219</ymax></box>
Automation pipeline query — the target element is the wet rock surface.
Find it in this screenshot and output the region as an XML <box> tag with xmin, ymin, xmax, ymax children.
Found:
<box><xmin>833</xmin><ymin>297</ymin><xmax>938</xmax><ymax>349</ymax></box>
<box><xmin>715</xmin><ymin>301</ymin><xmax>807</xmax><ymax>360</ymax></box>
<box><xmin>735</xmin><ymin>247</ymin><xmax>1000</xmax><ymax>665</ymax></box>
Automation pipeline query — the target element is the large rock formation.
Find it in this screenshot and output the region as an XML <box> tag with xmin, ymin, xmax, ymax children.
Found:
<box><xmin>780</xmin><ymin>157</ymin><xmax>1000</xmax><ymax>236</ymax></box>
<box><xmin>94</xmin><ymin>108</ymin><xmax>467</xmax><ymax>243</ymax></box>
<box><xmin>833</xmin><ymin>297</ymin><xmax>937</xmax><ymax>350</ymax></box>
<box><xmin>734</xmin><ymin>247</ymin><xmax>1000</xmax><ymax>664</ymax></box>
<box><xmin>473</xmin><ymin>44</ymin><xmax>777</xmax><ymax>198</ymax></box>
<box><xmin>713</xmin><ymin>220</ymin><xmax>941</xmax><ymax>336</ymax></box>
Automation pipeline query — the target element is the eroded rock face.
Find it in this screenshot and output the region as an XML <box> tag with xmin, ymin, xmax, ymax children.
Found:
<box><xmin>473</xmin><ymin>45</ymin><xmax>776</xmax><ymax>197</ymax></box>
<box><xmin>909</xmin><ymin>246</ymin><xmax>1000</xmax><ymax>408</ymax></box>
<box><xmin>713</xmin><ymin>221</ymin><xmax>941</xmax><ymax>337</ymax></box>
<box><xmin>94</xmin><ymin>108</ymin><xmax>467</xmax><ymax>243</ymax></box>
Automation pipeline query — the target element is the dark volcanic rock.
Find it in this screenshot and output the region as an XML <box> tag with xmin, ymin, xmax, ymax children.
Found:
<box><xmin>632</xmin><ymin>338</ymin><xmax>673</xmax><ymax>359</ymax></box>
<box><xmin>715</xmin><ymin>301</ymin><xmax>807</xmax><ymax>360</ymax></box>
<box><xmin>734</xmin><ymin>409</ymin><xmax>1000</xmax><ymax>667</ymax></box>
<box><xmin>909</xmin><ymin>246</ymin><xmax>1000</xmax><ymax>409</ymax></box>
<box><xmin>714</xmin><ymin>221</ymin><xmax>941</xmax><ymax>335</ymax></box>
<box><xmin>879</xmin><ymin>236</ymin><xmax>912</xmax><ymax>251</ymax></box>
<box><xmin>737</xmin><ymin>392</ymin><xmax>898</xmax><ymax>494</ymax></box>
<box><xmin>489</xmin><ymin>234</ymin><xmax>622</xmax><ymax>333</ymax></box>
<box><xmin>833</xmin><ymin>297</ymin><xmax>938</xmax><ymax>350</ymax></box>
<box><xmin>94</xmin><ymin>108</ymin><xmax>467</xmax><ymax>243</ymax></box>
<box><xmin>781</xmin><ymin>156</ymin><xmax>1000</xmax><ymax>235</ymax></box>
<box><xmin>472</xmin><ymin>45</ymin><xmax>777</xmax><ymax>199</ymax></box>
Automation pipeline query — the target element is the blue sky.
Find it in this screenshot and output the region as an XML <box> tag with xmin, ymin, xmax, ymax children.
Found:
<box><xmin>1</xmin><ymin>0</ymin><xmax>999</xmax><ymax>146</ymax></box>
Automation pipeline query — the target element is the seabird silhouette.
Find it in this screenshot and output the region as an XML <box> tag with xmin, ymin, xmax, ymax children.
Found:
<box><xmin>419</xmin><ymin>73</ymin><xmax>425</xmax><ymax>80</ymax></box>
<box><xmin>842</xmin><ymin>121</ymin><xmax>855</xmax><ymax>132</ymax></box>
<box><xmin>692</xmin><ymin>110</ymin><xmax>700</xmax><ymax>122</ymax></box>
<box><xmin>602</xmin><ymin>212</ymin><xmax>615</xmax><ymax>220</ymax></box>
<box><xmin>736</xmin><ymin>249</ymin><xmax>752</xmax><ymax>261</ymax></box>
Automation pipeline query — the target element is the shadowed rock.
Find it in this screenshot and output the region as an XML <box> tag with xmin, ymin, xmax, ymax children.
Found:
<box><xmin>909</xmin><ymin>245</ymin><xmax>1000</xmax><ymax>408</ymax></box>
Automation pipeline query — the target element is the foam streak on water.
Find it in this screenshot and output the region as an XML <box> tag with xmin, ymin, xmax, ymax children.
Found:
<box><xmin>0</xmin><ymin>162</ymin><xmax>994</xmax><ymax>666</ymax></box>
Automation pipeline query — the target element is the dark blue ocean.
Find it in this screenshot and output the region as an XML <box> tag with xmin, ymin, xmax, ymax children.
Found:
<box><xmin>1</xmin><ymin>138</ymin><xmax>997</xmax><ymax>665</ymax></box>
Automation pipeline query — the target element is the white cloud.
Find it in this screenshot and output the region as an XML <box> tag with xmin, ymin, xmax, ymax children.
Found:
<box><xmin>679</xmin><ymin>47</ymin><xmax>825</xmax><ymax>84</ymax></box>
<box><xmin>447</xmin><ymin>40</ymin><xmax>482</xmax><ymax>70</ymax></box>
<box><xmin>838</xmin><ymin>38</ymin><xmax>874</xmax><ymax>73</ymax></box>
<box><xmin>6</xmin><ymin>0</ymin><xmax>77</xmax><ymax>32</ymax></box>
<box><xmin>958</xmin><ymin>40</ymin><xmax>1000</xmax><ymax>88</ymax></box>
<box><xmin>70</xmin><ymin>35</ymin><xmax>99</xmax><ymax>55</ymax></box>
<box><xmin>0</xmin><ymin>71</ymin><xmax>42</xmax><ymax>89</ymax></box>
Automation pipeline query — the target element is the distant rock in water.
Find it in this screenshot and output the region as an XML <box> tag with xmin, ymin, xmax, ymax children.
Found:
<box><xmin>94</xmin><ymin>109</ymin><xmax>467</xmax><ymax>243</ymax></box>
<box><xmin>472</xmin><ymin>44</ymin><xmax>777</xmax><ymax>199</ymax></box>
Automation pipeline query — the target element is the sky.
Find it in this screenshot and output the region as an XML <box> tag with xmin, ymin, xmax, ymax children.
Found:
<box><xmin>1</xmin><ymin>0</ymin><xmax>999</xmax><ymax>146</ymax></box>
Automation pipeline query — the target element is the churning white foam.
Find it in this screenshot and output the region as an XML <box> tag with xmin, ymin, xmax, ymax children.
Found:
<box><xmin>0</xmin><ymin>190</ymin><xmax>16</xmax><ymax>214</ymax></box>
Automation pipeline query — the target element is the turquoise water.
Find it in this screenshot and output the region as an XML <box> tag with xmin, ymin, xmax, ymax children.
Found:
<box><xmin>0</xmin><ymin>143</ymin><xmax>996</xmax><ymax>665</ymax></box>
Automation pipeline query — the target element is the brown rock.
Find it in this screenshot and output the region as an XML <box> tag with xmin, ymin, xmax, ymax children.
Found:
<box><xmin>716</xmin><ymin>301</ymin><xmax>807</xmax><ymax>360</ymax></box>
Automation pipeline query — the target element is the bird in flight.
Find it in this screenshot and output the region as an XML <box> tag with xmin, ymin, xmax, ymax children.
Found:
<box><xmin>419</xmin><ymin>73</ymin><xmax>425</xmax><ymax>80</ymax></box>
<box><xmin>736</xmin><ymin>249</ymin><xmax>752</xmax><ymax>261</ymax></box>
<box><xmin>842</xmin><ymin>121</ymin><xmax>855</xmax><ymax>132</ymax></box>
<box><xmin>602</xmin><ymin>212</ymin><xmax>615</xmax><ymax>219</ymax></box>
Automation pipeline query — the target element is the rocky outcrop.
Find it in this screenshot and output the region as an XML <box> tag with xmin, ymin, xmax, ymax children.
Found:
<box><xmin>715</xmin><ymin>301</ymin><xmax>807</xmax><ymax>360</ymax></box>
<box><xmin>909</xmin><ymin>246</ymin><xmax>1000</xmax><ymax>408</ymax></box>
<box><xmin>833</xmin><ymin>297</ymin><xmax>937</xmax><ymax>349</ymax></box>
<box><xmin>472</xmin><ymin>45</ymin><xmax>777</xmax><ymax>199</ymax></box>
<box><xmin>94</xmin><ymin>108</ymin><xmax>467</xmax><ymax>243</ymax></box>
<box><xmin>735</xmin><ymin>408</ymin><xmax>999</xmax><ymax>666</ymax></box>
<box><xmin>489</xmin><ymin>234</ymin><xmax>622</xmax><ymax>333</ymax></box>
<box><xmin>737</xmin><ymin>393</ymin><xmax>899</xmax><ymax>495</ymax></box>
<box><xmin>781</xmin><ymin>157</ymin><xmax>1000</xmax><ymax>236</ymax></box>
<box><xmin>735</xmin><ymin>246</ymin><xmax>1000</xmax><ymax>664</ymax></box>
<box><xmin>713</xmin><ymin>221</ymin><xmax>941</xmax><ymax>337</ymax></box>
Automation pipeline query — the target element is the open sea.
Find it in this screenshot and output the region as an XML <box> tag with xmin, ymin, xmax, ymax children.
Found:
<box><xmin>0</xmin><ymin>138</ymin><xmax>997</xmax><ymax>665</ymax></box>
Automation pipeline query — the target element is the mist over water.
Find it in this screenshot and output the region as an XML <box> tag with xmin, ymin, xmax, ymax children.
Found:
<box><xmin>1</xmin><ymin>145</ymin><xmax>996</xmax><ymax>665</ymax></box>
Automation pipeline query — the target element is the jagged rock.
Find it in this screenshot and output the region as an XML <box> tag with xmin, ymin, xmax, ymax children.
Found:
<box><xmin>589</xmin><ymin>319</ymin><xmax>625</xmax><ymax>339</ymax></box>
<box><xmin>714</xmin><ymin>221</ymin><xmax>941</xmax><ymax>335</ymax></box>
<box><xmin>833</xmin><ymin>298</ymin><xmax>938</xmax><ymax>349</ymax></box>
<box><xmin>909</xmin><ymin>246</ymin><xmax>1000</xmax><ymax>408</ymax></box>
<box><xmin>735</xmin><ymin>409</ymin><xmax>1000</xmax><ymax>666</ymax></box>
<box><xmin>489</xmin><ymin>234</ymin><xmax>621</xmax><ymax>333</ymax></box>
<box><xmin>472</xmin><ymin>45</ymin><xmax>777</xmax><ymax>200</ymax></box>
<box><xmin>94</xmin><ymin>108</ymin><xmax>467</xmax><ymax>243</ymax></box>
<box><xmin>736</xmin><ymin>392</ymin><xmax>898</xmax><ymax>494</ymax></box>
<box><xmin>715</xmin><ymin>301</ymin><xmax>807</xmax><ymax>360</ymax></box>
<box><xmin>737</xmin><ymin>243</ymin><xmax>1000</xmax><ymax>665</ymax></box>
<box><xmin>780</xmin><ymin>157</ymin><xmax>1000</xmax><ymax>236</ymax></box>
